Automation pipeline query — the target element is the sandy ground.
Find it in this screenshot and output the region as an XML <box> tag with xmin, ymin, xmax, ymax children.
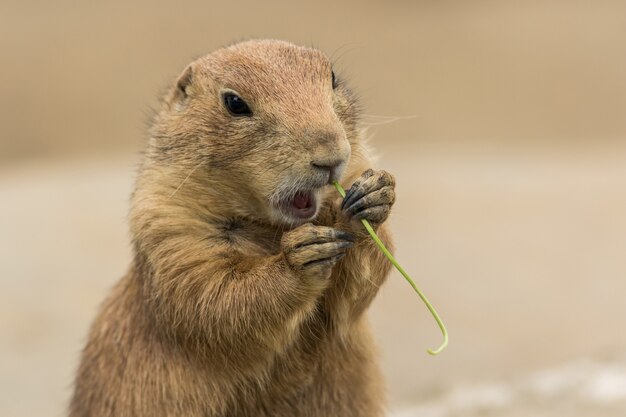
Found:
<box><xmin>1</xmin><ymin>142</ymin><xmax>625</xmax><ymax>416</ymax></box>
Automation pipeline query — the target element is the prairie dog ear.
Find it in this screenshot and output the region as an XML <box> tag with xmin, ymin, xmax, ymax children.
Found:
<box><xmin>173</xmin><ymin>64</ymin><xmax>194</xmax><ymax>103</ymax></box>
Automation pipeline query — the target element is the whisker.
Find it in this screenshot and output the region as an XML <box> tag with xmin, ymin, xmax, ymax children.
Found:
<box><xmin>169</xmin><ymin>161</ymin><xmax>205</xmax><ymax>199</ymax></box>
<box><xmin>329</xmin><ymin>42</ymin><xmax>364</xmax><ymax>66</ymax></box>
<box><xmin>360</xmin><ymin>114</ymin><xmax>417</xmax><ymax>127</ymax></box>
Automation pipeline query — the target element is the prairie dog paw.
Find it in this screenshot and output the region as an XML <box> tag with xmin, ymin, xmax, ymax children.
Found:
<box><xmin>341</xmin><ymin>169</ymin><xmax>396</xmax><ymax>227</ymax></box>
<box><xmin>281</xmin><ymin>223</ymin><xmax>354</xmax><ymax>280</ymax></box>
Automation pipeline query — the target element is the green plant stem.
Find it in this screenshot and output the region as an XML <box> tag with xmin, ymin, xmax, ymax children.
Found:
<box><xmin>333</xmin><ymin>181</ymin><xmax>448</xmax><ymax>355</ymax></box>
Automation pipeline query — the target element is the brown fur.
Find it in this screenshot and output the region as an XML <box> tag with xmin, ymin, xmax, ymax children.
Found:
<box><xmin>70</xmin><ymin>39</ymin><xmax>395</xmax><ymax>417</ymax></box>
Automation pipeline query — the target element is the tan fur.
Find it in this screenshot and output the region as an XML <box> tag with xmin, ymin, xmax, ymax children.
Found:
<box><xmin>70</xmin><ymin>39</ymin><xmax>395</xmax><ymax>417</ymax></box>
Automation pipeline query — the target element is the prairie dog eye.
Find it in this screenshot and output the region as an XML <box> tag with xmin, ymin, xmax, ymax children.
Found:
<box><xmin>223</xmin><ymin>93</ymin><xmax>252</xmax><ymax>116</ymax></box>
<box><xmin>331</xmin><ymin>71</ymin><xmax>337</xmax><ymax>90</ymax></box>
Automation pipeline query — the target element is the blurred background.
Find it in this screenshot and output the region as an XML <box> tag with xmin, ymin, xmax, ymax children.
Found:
<box><xmin>1</xmin><ymin>1</ymin><xmax>625</xmax><ymax>416</ymax></box>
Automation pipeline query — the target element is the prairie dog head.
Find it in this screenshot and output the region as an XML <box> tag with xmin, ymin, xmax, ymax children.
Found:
<box><xmin>148</xmin><ymin>40</ymin><xmax>360</xmax><ymax>227</ymax></box>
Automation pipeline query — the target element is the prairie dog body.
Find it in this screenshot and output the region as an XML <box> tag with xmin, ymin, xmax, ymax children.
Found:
<box><xmin>70</xmin><ymin>39</ymin><xmax>396</xmax><ymax>417</ymax></box>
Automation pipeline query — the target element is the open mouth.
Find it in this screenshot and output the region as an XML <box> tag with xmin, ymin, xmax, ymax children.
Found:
<box><xmin>284</xmin><ymin>190</ymin><xmax>318</xmax><ymax>220</ymax></box>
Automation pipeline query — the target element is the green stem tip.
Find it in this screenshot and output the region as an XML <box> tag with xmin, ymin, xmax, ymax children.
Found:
<box><xmin>333</xmin><ymin>180</ymin><xmax>448</xmax><ymax>356</ymax></box>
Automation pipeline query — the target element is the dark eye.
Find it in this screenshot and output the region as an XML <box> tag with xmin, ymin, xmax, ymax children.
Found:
<box><xmin>331</xmin><ymin>71</ymin><xmax>337</xmax><ymax>90</ymax></box>
<box><xmin>223</xmin><ymin>93</ymin><xmax>252</xmax><ymax>116</ymax></box>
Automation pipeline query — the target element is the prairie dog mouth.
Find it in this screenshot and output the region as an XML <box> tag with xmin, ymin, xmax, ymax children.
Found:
<box><xmin>284</xmin><ymin>190</ymin><xmax>318</xmax><ymax>219</ymax></box>
<box><xmin>269</xmin><ymin>175</ymin><xmax>330</xmax><ymax>224</ymax></box>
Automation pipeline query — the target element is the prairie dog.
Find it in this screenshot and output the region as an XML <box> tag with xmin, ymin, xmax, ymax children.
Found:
<box><xmin>70</xmin><ymin>39</ymin><xmax>396</xmax><ymax>417</ymax></box>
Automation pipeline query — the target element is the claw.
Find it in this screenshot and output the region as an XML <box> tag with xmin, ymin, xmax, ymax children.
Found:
<box><xmin>344</xmin><ymin>194</ymin><xmax>369</xmax><ymax>215</ymax></box>
<box><xmin>341</xmin><ymin>169</ymin><xmax>374</xmax><ymax>209</ymax></box>
<box><xmin>342</xmin><ymin>185</ymin><xmax>366</xmax><ymax>211</ymax></box>
<box><xmin>335</xmin><ymin>230</ymin><xmax>356</xmax><ymax>242</ymax></box>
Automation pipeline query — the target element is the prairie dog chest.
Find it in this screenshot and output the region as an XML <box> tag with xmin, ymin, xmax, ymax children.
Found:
<box><xmin>217</xmin><ymin>218</ymin><xmax>283</xmax><ymax>256</ymax></box>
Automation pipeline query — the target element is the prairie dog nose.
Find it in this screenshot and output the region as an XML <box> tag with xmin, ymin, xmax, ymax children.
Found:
<box><xmin>311</xmin><ymin>157</ymin><xmax>346</xmax><ymax>182</ymax></box>
<box><xmin>309</xmin><ymin>127</ymin><xmax>350</xmax><ymax>181</ymax></box>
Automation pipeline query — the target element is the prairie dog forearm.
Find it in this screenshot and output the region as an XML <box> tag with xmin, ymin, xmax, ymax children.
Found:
<box><xmin>140</xmin><ymin>237</ymin><xmax>326</xmax><ymax>363</ymax></box>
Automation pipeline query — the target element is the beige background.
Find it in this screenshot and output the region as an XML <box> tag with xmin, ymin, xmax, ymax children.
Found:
<box><xmin>1</xmin><ymin>1</ymin><xmax>625</xmax><ymax>416</ymax></box>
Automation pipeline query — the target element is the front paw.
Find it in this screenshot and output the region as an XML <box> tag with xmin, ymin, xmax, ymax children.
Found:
<box><xmin>281</xmin><ymin>223</ymin><xmax>355</xmax><ymax>281</ymax></box>
<box><xmin>341</xmin><ymin>169</ymin><xmax>396</xmax><ymax>227</ymax></box>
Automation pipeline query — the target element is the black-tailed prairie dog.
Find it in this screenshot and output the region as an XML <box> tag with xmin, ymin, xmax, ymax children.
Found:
<box><xmin>70</xmin><ymin>39</ymin><xmax>396</xmax><ymax>417</ymax></box>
